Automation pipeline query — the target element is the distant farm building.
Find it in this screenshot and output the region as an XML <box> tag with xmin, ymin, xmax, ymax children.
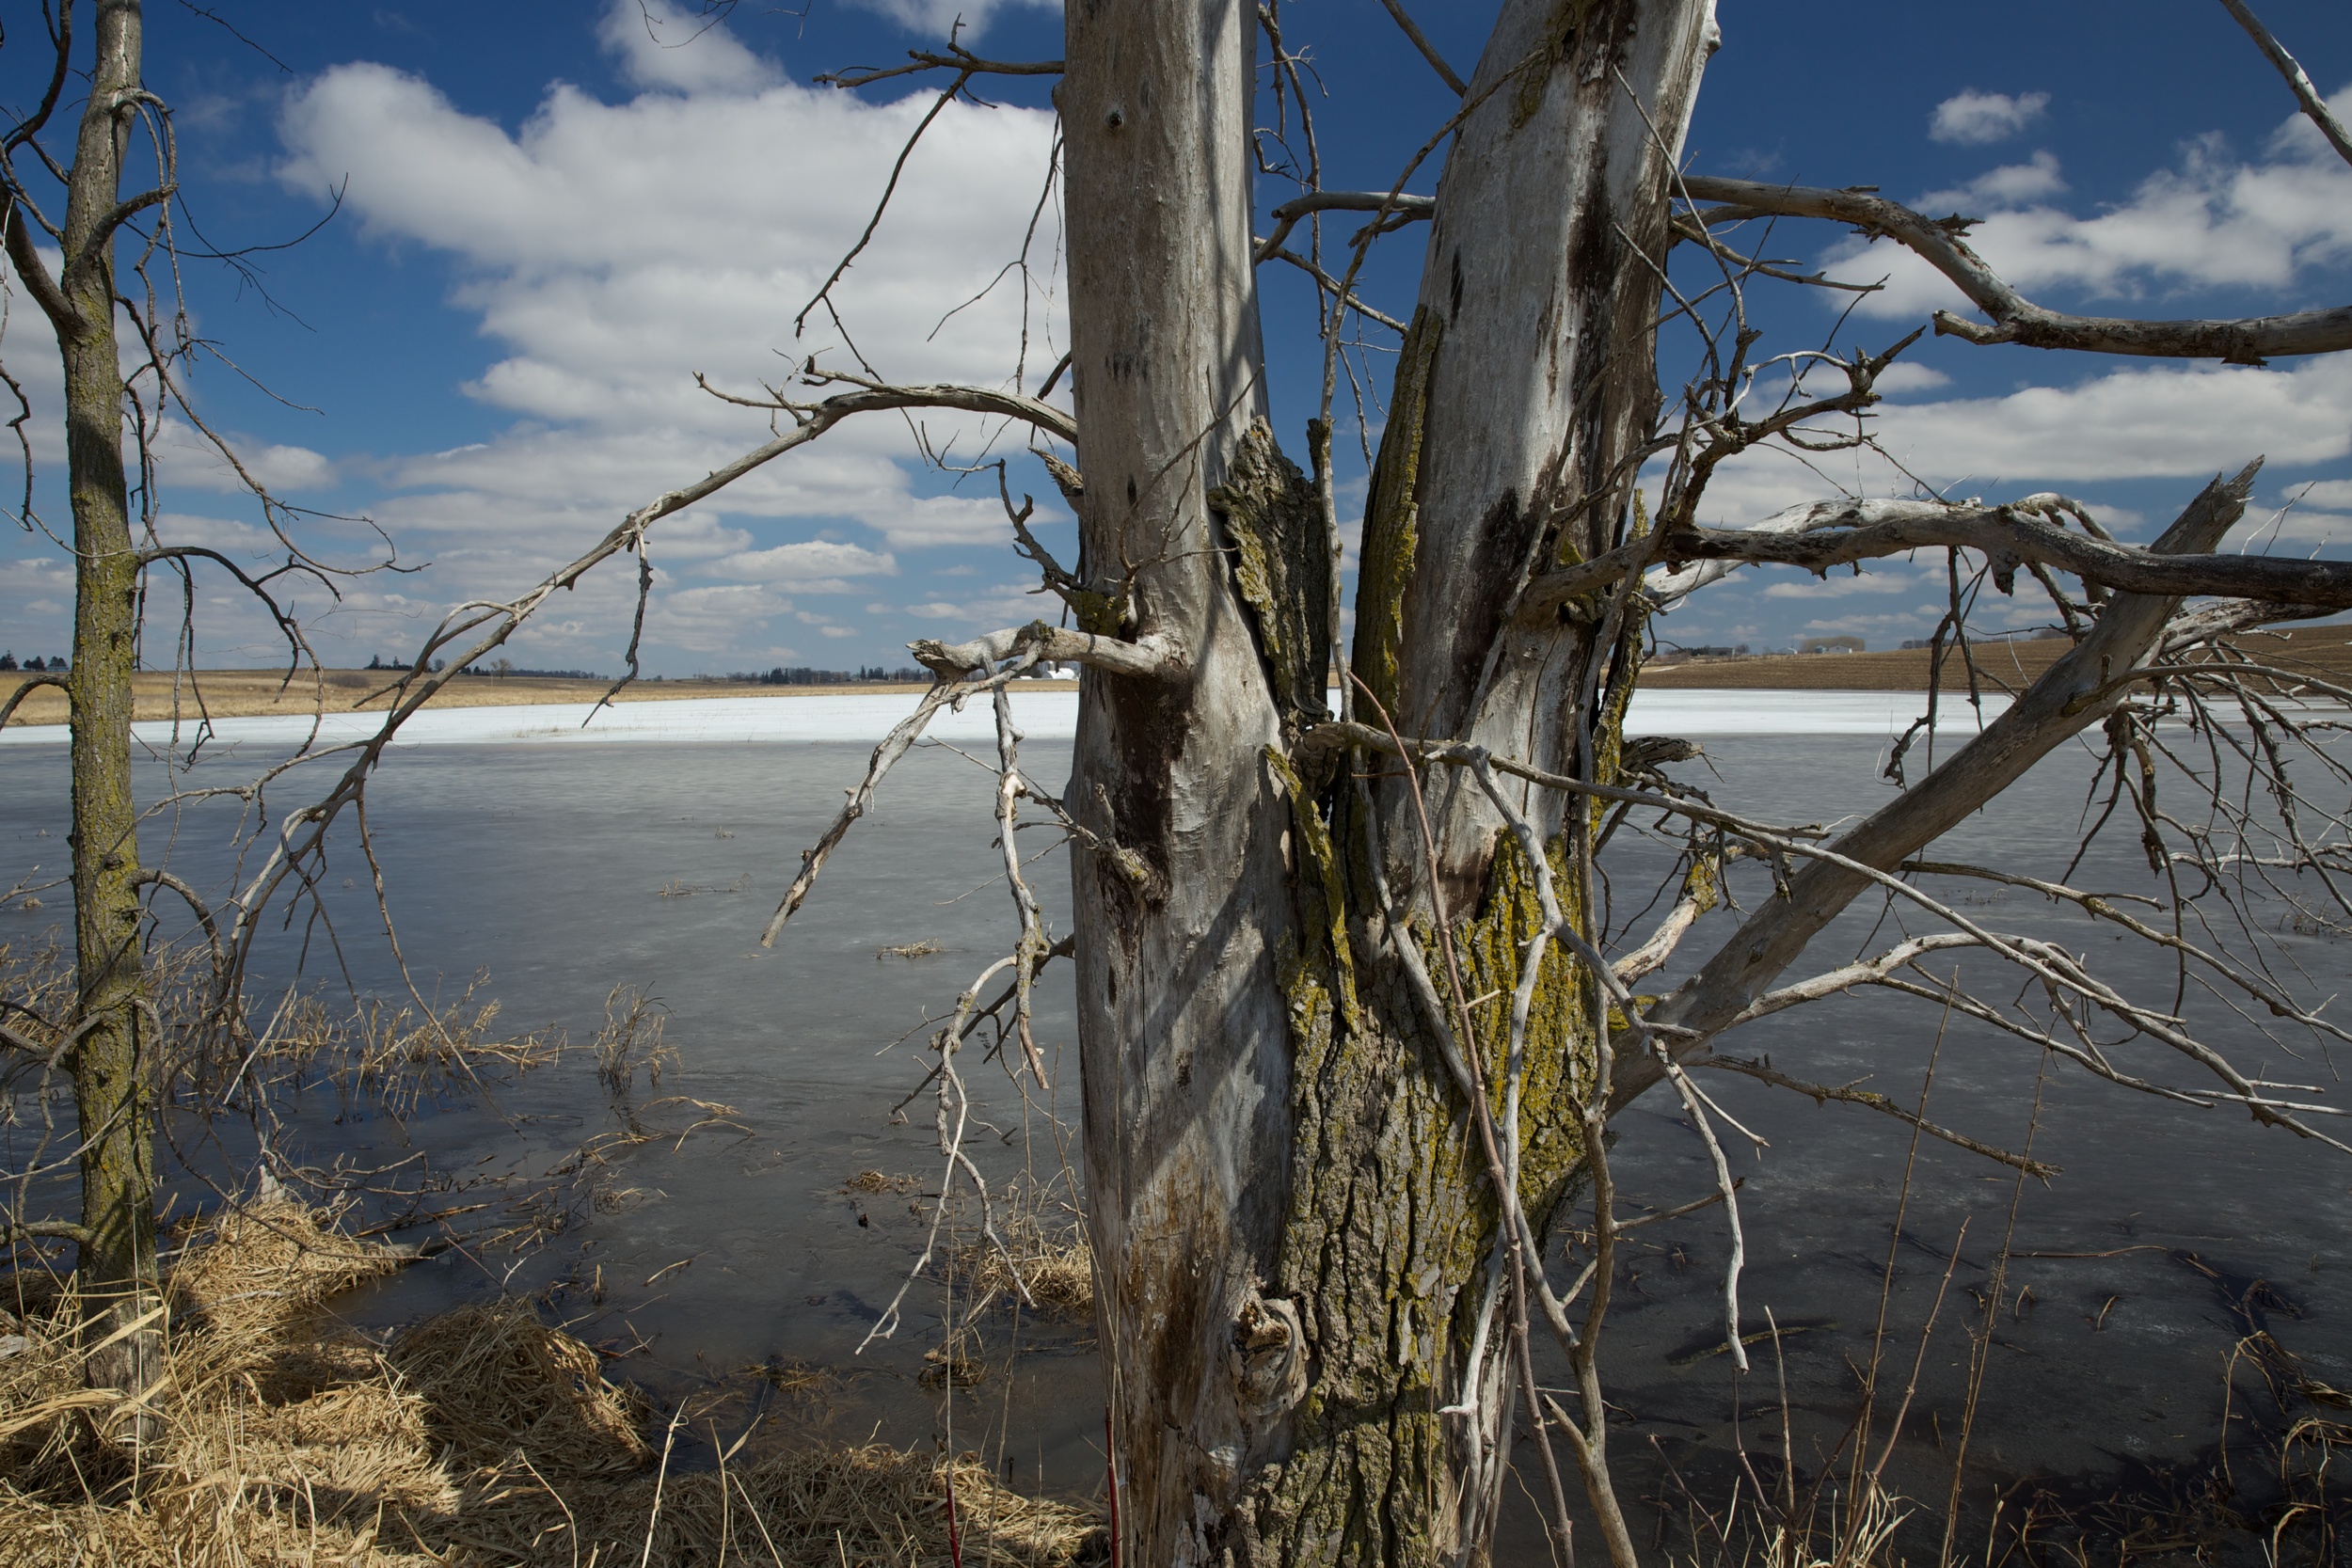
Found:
<box><xmin>1797</xmin><ymin>636</ymin><xmax>1865</xmax><ymax>655</ymax></box>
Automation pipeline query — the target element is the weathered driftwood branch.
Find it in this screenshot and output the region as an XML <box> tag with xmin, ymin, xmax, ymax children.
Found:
<box><xmin>1520</xmin><ymin>486</ymin><xmax>2352</xmax><ymax>624</ymax></box>
<box><xmin>2217</xmin><ymin>0</ymin><xmax>2352</xmax><ymax>168</ymax></box>
<box><xmin>1628</xmin><ymin>465</ymin><xmax>2261</xmax><ymax>1097</ymax></box>
<box><xmin>908</xmin><ymin>620</ymin><xmax>1183</xmax><ymax>682</ymax></box>
<box><xmin>1681</xmin><ymin>175</ymin><xmax>2352</xmax><ymax>362</ymax></box>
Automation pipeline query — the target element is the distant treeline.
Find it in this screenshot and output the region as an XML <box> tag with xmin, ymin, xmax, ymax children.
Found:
<box><xmin>0</xmin><ymin>652</ymin><xmax>66</xmax><ymax>671</ymax></box>
<box><xmin>349</xmin><ymin>657</ymin><xmax>977</xmax><ymax>684</ymax></box>
<box><xmin>729</xmin><ymin>665</ymin><xmax>930</xmax><ymax>686</ymax></box>
<box><xmin>473</xmin><ymin>667</ymin><xmax>606</xmax><ymax>679</ymax></box>
<box><xmin>370</xmin><ymin>655</ymin><xmax>605</xmax><ymax>678</ymax></box>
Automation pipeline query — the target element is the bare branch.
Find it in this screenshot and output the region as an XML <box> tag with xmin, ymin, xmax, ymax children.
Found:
<box><xmin>2</xmin><ymin>0</ymin><xmax>76</xmax><ymax>163</ymax></box>
<box><xmin>1731</xmin><ymin>932</ymin><xmax>1985</xmax><ymax>1023</ymax></box>
<box><xmin>815</xmin><ymin>46</ymin><xmax>1062</xmax><ymax>92</ymax></box>
<box><xmin>135</xmin><ymin>544</ymin><xmax>318</xmax><ymax>659</ymax></box>
<box><xmin>705</xmin><ymin>367</ymin><xmax>1077</xmax><ymax>446</ymax></box>
<box><xmin>2217</xmin><ymin>0</ymin><xmax>2352</xmax><ymax>168</ymax></box>
<box><xmin>1255</xmin><ymin>189</ymin><xmax>1436</xmax><ymax>263</ymax></box>
<box><xmin>1682</xmin><ymin>175</ymin><xmax>2352</xmax><ymax>362</ymax></box>
<box><xmin>1257</xmin><ymin>245</ymin><xmax>1411</xmax><ymax>331</ymax></box>
<box><xmin>1520</xmin><ymin>484</ymin><xmax>2352</xmax><ymax>624</ymax></box>
<box><xmin>130</xmin><ymin>866</ymin><xmax>227</xmax><ymax>972</ymax></box>
<box><xmin>1631</xmin><ymin>465</ymin><xmax>2262</xmax><ymax>1096</ymax></box>
<box><xmin>3</xmin><ymin>198</ymin><xmax>78</xmax><ymax>333</ymax></box>
<box><xmin>76</xmin><ymin>178</ymin><xmax>174</xmax><ymax>268</ymax></box>
<box><xmin>1612</xmin><ymin>875</ymin><xmax>1715</xmax><ymax>983</ymax></box>
<box><xmin>210</xmin><ymin>377</ymin><xmax>1077</xmax><ymax>995</ymax></box>
<box><xmin>0</xmin><ymin>672</ymin><xmax>68</xmax><ymax>730</ymax></box>
<box><xmin>795</xmin><ymin>76</ymin><xmax>966</xmax><ymax>338</ymax></box>
<box><xmin>759</xmin><ymin>680</ymin><xmax>966</xmax><ymax>947</ymax></box>
<box><xmin>1374</xmin><ymin>0</ymin><xmax>1467</xmax><ymax>94</ymax></box>
<box><xmin>1668</xmin><ymin>214</ymin><xmax>1885</xmax><ymax>293</ymax></box>
<box><xmin>910</xmin><ymin>620</ymin><xmax>1184</xmax><ymax>683</ymax></box>
<box><xmin>1702</xmin><ymin>1055</ymin><xmax>2059</xmax><ymax>1178</ymax></box>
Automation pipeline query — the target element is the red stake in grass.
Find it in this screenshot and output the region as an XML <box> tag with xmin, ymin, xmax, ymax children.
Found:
<box><xmin>1105</xmin><ymin>1407</ymin><xmax>1121</xmax><ymax>1568</ymax></box>
<box><xmin>946</xmin><ymin>1460</ymin><xmax>963</xmax><ymax>1568</ymax></box>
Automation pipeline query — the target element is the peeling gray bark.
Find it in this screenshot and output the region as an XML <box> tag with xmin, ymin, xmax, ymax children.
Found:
<box><xmin>1375</xmin><ymin>0</ymin><xmax>1722</xmax><ymax>899</ymax></box>
<box><xmin>1061</xmin><ymin>4</ymin><xmax>1299</xmax><ymax>1562</ymax></box>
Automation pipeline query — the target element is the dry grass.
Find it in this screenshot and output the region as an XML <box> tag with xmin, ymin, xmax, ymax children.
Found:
<box><xmin>258</xmin><ymin>974</ymin><xmax>562</xmax><ymax>1117</ymax></box>
<box><xmin>845</xmin><ymin>1170</ymin><xmax>923</xmax><ymax>1196</ymax></box>
<box><xmin>959</xmin><ymin>1205</ymin><xmax>1095</xmax><ymax>1324</ymax></box>
<box><xmin>0</xmin><ymin>1201</ymin><xmax>1104</xmax><ymax>1566</ymax></box>
<box><xmin>2</xmin><ymin>941</ymin><xmax>559</xmax><ymax>1122</ymax></box>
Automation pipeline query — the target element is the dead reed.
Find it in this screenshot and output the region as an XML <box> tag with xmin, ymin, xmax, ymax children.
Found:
<box><xmin>593</xmin><ymin>982</ymin><xmax>676</xmax><ymax>1100</ymax></box>
<box><xmin>261</xmin><ymin>974</ymin><xmax>563</xmax><ymax>1117</ymax></box>
<box><xmin>0</xmin><ymin>1199</ymin><xmax>1104</xmax><ymax>1567</ymax></box>
<box><xmin>959</xmin><ymin>1207</ymin><xmax>1095</xmax><ymax>1323</ymax></box>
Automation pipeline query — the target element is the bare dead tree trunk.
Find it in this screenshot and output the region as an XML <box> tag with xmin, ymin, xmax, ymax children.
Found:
<box><xmin>1061</xmin><ymin>3</ymin><xmax>1305</xmax><ymax>1560</ymax></box>
<box><xmin>5</xmin><ymin>0</ymin><xmax>164</xmax><ymax>1408</ymax></box>
<box><xmin>1064</xmin><ymin>3</ymin><xmax>1717</xmax><ymax>1561</ymax></box>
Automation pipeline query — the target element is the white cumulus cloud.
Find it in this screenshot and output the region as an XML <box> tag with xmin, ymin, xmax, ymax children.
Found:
<box><xmin>840</xmin><ymin>0</ymin><xmax>1059</xmax><ymax>39</ymax></box>
<box><xmin>1918</xmin><ymin>150</ymin><xmax>2067</xmax><ymax>213</ymax></box>
<box><xmin>1930</xmin><ymin>90</ymin><xmax>2050</xmax><ymax>146</ymax></box>
<box><xmin>1870</xmin><ymin>354</ymin><xmax>2352</xmax><ymax>483</ymax></box>
<box><xmin>1832</xmin><ymin>93</ymin><xmax>2352</xmax><ymax>316</ymax></box>
<box><xmin>716</xmin><ymin>539</ymin><xmax>898</xmax><ymax>582</ymax></box>
<box><xmin>268</xmin><ymin>46</ymin><xmax>1067</xmax><ymax>666</ymax></box>
<box><xmin>2290</xmin><ymin>480</ymin><xmax>2352</xmax><ymax>509</ymax></box>
<box><xmin>596</xmin><ymin>0</ymin><xmax>779</xmax><ymax>95</ymax></box>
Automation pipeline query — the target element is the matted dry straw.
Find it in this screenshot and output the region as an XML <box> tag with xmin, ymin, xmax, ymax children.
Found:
<box><xmin>0</xmin><ymin>1200</ymin><xmax>1102</xmax><ymax>1566</ymax></box>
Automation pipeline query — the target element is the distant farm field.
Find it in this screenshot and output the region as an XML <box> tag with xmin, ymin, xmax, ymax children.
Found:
<box><xmin>0</xmin><ymin>670</ymin><xmax>1076</xmax><ymax>727</ymax></box>
<box><xmin>1638</xmin><ymin>628</ymin><xmax>2352</xmax><ymax>692</ymax></box>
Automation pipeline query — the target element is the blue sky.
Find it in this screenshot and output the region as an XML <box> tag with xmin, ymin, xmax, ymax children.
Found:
<box><xmin>2</xmin><ymin>0</ymin><xmax>2348</xmax><ymax>672</ymax></box>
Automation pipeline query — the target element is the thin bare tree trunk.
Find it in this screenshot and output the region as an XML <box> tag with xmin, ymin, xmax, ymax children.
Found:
<box><xmin>48</xmin><ymin>0</ymin><xmax>160</xmax><ymax>1407</ymax></box>
<box><xmin>1064</xmin><ymin>3</ymin><xmax>1717</xmax><ymax>1562</ymax></box>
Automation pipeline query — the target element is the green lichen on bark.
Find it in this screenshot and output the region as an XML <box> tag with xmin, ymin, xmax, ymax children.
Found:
<box><xmin>1248</xmin><ymin>782</ymin><xmax>1600</xmax><ymax>1564</ymax></box>
<box><xmin>1512</xmin><ymin>0</ymin><xmax>1599</xmax><ymax>129</ymax></box>
<box><xmin>1439</xmin><ymin>829</ymin><xmax>1596</xmax><ymax>1227</ymax></box>
<box><xmin>1213</xmin><ymin>420</ymin><xmax>1330</xmax><ymax>735</ymax></box>
<box><xmin>1349</xmin><ymin>308</ymin><xmax>1444</xmax><ymax>716</ymax></box>
<box><xmin>1067</xmin><ymin>587</ymin><xmax>1129</xmax><ymax>638</ymax></box>
<box><xmin>1266</xmin><ymin>748</ymin><xmax>1362</xmax><ymax>1036</ymax></box>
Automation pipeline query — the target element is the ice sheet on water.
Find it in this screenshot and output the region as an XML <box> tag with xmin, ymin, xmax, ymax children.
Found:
<box><xmin>0</xmin><ymin>688</ymin><xmax>2015</xmax><ymax>750</ymax></box>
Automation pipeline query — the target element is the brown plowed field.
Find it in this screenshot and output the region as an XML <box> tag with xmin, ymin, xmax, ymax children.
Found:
<box><xmin>0</xmin><ymin>671</ymin><xmax>1078</xmax><ymax>727</ymax></box>
<box><xmin>1638</xmin><ymin>629</ymin><xmax>2352</xmax><ymax>692</ymax></box>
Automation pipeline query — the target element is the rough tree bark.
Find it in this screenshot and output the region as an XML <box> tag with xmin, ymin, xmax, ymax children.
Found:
<box><xmin>4</xmin><ymin>0</ymin><xmax>163</xmax><ymax>1406</ymax></box>
<box><xmin>1065</xmin><ymin>3</ymin><xmax>1718</xmax><ymax>1562</ymax></box>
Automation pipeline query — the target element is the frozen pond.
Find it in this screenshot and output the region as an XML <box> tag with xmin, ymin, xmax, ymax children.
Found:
<box><xmin>3</xmin><ymin>691</ymin><xmax>2346</xmax><ymax>1558</ymax></box>
<box><xmin>0</xmin><ymin>685</ymin><xmax>2020</xmax><ymax>752</ymax></box>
